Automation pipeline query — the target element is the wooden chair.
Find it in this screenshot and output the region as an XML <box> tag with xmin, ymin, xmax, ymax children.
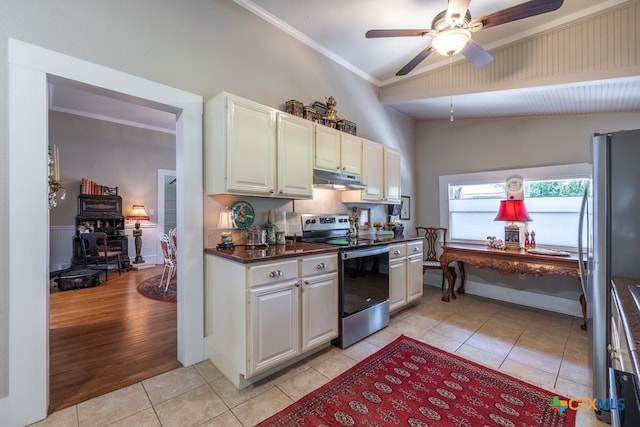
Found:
<box><xmin>416</xmin><ymin>227</ymin><xmax>457</xmax><ymax>295</ymax></box>
<box><xmin>159</xmin><ymin>232</ymin><xmax>176</xmax><ymax>292</ymax></box>
<box><xmin>78</xmin><ymin>232</ymin><xmax>122</xmax><ymax>281</ymax></box>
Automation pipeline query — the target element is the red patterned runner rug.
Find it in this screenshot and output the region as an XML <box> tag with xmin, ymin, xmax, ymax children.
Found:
<box><xmin>258</xmin><ymin>335</ymin><xmax>576</xmax><ymax>426</ymax></box>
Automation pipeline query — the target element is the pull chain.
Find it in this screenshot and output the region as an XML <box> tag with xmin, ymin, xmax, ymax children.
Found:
<box><xmin>449</xmin><ymin>55</ymin><xmax>454</xmax><ymax>122</ymax></box>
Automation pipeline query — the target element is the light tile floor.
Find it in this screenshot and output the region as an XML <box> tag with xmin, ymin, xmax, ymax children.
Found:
<box><xmin>33</xmin><ymin>286</ymin><xmax>609</xmax><ymax>426</ymax></box>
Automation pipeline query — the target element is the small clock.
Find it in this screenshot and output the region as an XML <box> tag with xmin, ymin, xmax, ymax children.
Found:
<box><xmin>506</xmin><ymin>175</ymin><xmax>524</xmax><ymax>200</ymax></box>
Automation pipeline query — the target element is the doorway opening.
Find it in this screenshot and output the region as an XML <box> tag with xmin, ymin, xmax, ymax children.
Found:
<box><xmin>7</xmin><ymin>38</ymin><xmax>204</xmax><ymax>425</ymax></box>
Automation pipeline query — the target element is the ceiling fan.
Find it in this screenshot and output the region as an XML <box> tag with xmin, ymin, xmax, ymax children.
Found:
<box><xmin>366</xmin><ymin>0</ymin><xmax>564</xmax><ymax>76</ymax></box>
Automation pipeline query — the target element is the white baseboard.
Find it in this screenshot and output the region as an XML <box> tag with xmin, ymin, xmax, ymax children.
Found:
<box><xmin>423</xmin><ymin>275</ymin><xmax>583</xmax><ymax>318</ymax></box>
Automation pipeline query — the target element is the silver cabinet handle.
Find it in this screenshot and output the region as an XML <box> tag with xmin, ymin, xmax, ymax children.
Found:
<box><xmin>315</xmin><ymin>262</ymin><xmax>326</xmax><ymax>270</ymax></box>
<box><xmin>393</xmin><ymin>250</ymin><xmax>401</xmax><ymax>255</ymax></box>
<box><xmin>413</xmin><ymin>247</ymin><xmax>420</xmax><ymax>252</ymax></box>
<box><xmin>269</xmin><ymin>270</ymin><xmax>283</xmax><ymax>278</ymax></box>
<box><xmin>304</xmin><ymin>280</ymin><xmax>310</xmax><ymax>285</ymax></box>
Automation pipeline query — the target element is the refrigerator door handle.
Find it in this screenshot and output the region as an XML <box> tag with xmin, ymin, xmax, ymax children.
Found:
<box><xmin>578</xmin><ymin>188</ymin><xmax>588</xmax><ymax>297</ymax></box>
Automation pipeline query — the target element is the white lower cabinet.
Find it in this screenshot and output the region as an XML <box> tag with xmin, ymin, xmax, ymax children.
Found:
<box><xmin>389</xmin><ymin>240</ymin><xmax>424</xmax><ymax>312</ymax></box>
<box><xmin>248</xmin><ymin>280</ymin><xmax>300</xmax><ymax>376</ymax></box>
<box><xmin>406</xmin><ymin>240</ymin><xmax>424</xmax><ymax>303</ymax></box>
<box><xmin>206</xmin><ymin>253</ymin><xmax>338</xmax><ymax>388</ymax></box>
<box><xmin>389</xmin><ymin>243</ymin><xmax>407</xmax><ymax>312</ymax></box>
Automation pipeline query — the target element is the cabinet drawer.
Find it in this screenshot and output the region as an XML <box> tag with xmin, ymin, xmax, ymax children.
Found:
<box><xmin>301</xmin><ymin>254</ymin><xmax>337</xmax><ymax>277</ymax></box>
<box><xmin>389</xmin><ymin>243</ymin><xmax>406</xmax><ymax>260</ymax></box>
<box><xmin>406</xmin><ymin>240</ymin><xmax>423</xmax><ymax>257</ymax></box>
<box><xmin>248</xmin><ymin>260</ymin><xmax>298</xmax><ymax>287</ymax></box>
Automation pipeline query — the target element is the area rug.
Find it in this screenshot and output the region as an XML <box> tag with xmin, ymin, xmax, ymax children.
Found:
<box><xmin>258</xmin><ymin>335</ymin><xmax>576</xmax><ymax>427</ymax></box>
<box><xmin>136</xmin><ymin>274</ymin><xmax>176</xmax><ymax>303</ymax></box>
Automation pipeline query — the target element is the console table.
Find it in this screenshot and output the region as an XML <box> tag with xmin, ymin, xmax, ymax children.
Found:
<box><xmin>440</xmin><ymin>243</ymin><xmax>586</xmax><ymax>328</ymax></box>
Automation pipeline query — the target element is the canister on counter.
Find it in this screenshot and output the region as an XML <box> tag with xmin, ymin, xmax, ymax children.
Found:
<box><xmin>265</xmin><ymin>225</ymin><xmax>276</xmax><ymax>245</ymax></box>
<box><xmin>276</xmin><ymin>231</ymin><xmax>286</xmax><ymax>245</ymax></box>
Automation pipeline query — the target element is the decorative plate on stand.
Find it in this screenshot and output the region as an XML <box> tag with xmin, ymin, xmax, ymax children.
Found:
<box><xmin>231</xmin><ymin>201</ymin><xmax>255</xmax><ymax>230</ymax></box>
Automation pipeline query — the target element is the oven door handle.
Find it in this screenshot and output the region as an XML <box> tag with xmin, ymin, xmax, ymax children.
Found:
<box><xmin>341</xmin><ymin>245</ymin><xmax>389</xmax><ymax>260</ymax></box>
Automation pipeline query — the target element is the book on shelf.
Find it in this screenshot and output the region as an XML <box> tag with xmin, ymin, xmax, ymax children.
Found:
<box><xmin>80</xmin><ymin>178</ymin><xmax>117</xmax><ymax>195</ymax></box>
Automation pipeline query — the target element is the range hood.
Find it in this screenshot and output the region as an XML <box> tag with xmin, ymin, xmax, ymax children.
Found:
<box><xmin>313</xmin><ymin>169</ymin><xmax>367</xmax><ymax>191</ymax></box>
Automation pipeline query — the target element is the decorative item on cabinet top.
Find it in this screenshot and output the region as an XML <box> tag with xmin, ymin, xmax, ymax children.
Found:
<box><xmin>283</xmin><ymin>97</ymin><xmax>356</xmax><ymax>135</ymax></box>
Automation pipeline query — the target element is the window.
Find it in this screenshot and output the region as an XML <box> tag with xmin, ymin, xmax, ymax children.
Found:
<box><xmin>439</xmin><ymin>164</ymin><xmax>592</xmax><ymax>249</ymax></box>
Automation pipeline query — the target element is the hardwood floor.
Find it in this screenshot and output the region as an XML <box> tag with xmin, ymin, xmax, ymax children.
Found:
<box><xmin>49</xmin><ymin>266</ymin><xmax>181</xmax><ymax>414</ymax></box>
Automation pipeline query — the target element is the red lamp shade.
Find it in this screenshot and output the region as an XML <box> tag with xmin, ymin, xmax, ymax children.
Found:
<box><xmin>494</xmin><ymin>200</ymin><xmax>532</xmax><ymax>222</ymax></box>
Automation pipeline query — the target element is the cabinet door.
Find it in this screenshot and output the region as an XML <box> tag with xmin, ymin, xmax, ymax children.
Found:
<box><xmin>389</xmin><ymin>258</ymin><xmax>407</xmax><ymax>312</ymax></box>
<box><xmin>407</xmin><ymin>255</ymin><xmax>424</xmax><ymax>303</ymax></box>
<box><xmin>301</xmin><ymin>272</ymin><xmax>338</xmax><ymax>351</ymax></box>
<box><xmin>361</xmin><ymin>139</ymin><xmax>383</xmax><ymax>201</ymax></box>
<box><xmin>384</xmin><ymin>147</ymin><xmax>401</xmax><ymax>202</ymax></box>
<box><xmin>340</xmin><ymin>133</ymin><xmax>362</xmax><ymax>176</ymax></box>
<box><xmin>277</xmin><ymin>113</ymin><xmax>314</xmax><ymax>198</ymax></box>
<box><xmin>248</xmin><ymin>281</ymin><xmax>300</xmax><ymax>376</ymax></box>
<box><xmin>226</xmin><ymin>95</ymin><xmax>276</xmax><ymax>195</ymax></box>
<box><xmin>314</xmin><ymin>125</ymin><xmax>341</xmax><ymax>172</ymax></box>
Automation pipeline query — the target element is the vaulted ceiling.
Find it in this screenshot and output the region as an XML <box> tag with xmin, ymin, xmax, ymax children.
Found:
<box><xmin>237</xmin><ymin>0</ymin><xmax>640</xmax><ymax>120</ymax></box>
<box><xmin>49</xmin><ymin>0</ymin><xmax>640</xmax><ymax>126</ymax></box>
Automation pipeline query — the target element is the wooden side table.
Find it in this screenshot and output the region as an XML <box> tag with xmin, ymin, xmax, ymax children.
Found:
<box><xmin>440</xmin><ymin>243</ymin><xmax>586</xmax><ymax>329</ymax></box>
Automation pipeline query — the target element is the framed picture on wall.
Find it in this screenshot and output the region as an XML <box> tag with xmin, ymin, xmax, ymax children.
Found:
<box><xmin>357</xmin><ymin>208</ymin><xmax>371</xmax><ymax>230</ymax></box>
<box><xmin>400</xmin><ymin>195</ymin><xmax>410</xmax><ymax>220</ymax></box>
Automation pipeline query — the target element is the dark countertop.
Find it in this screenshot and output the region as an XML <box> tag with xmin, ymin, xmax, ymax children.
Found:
<box><xmin>611</xmin><ymin>277</ymin><xmax>640</xmax><ymax>377</ymax></box>
<box><xmin>204</xmin><ymin>236</ymin><xmax>423</xmax><ymax>264</ymax></box>
<box><xmin>205</xmin><ymin>242</ymin><xmax>339</xmax><ymax>263</ymax></box>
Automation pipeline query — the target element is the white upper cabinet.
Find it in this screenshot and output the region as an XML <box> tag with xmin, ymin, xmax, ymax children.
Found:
<box><xmin>360</xmin><ymin>138</ymin><xmax>383</xmax><ymax>201</ymax></box>
<box><xmin>276</xmin><ymin>113</ymin><xmax>314</xmax><ymax>198</ymax></box>
<box><xmin>339</xmin><ymin>133</ymin><xmax>363</xmax><ymax>176</ymax></box>
<box><xmin>314</xmin><ymin>125</ymin><xmax>362</xmax><ymax>177</ymax></box>
<box><xmin>205</xmin><ymin>92</ymin><xmax>312</xmax><ymax>199</ymax></box>
<box><xmin>384</xmin><ymin>146</ymin><xmax>401</xmax><ymax>203</ymax></box>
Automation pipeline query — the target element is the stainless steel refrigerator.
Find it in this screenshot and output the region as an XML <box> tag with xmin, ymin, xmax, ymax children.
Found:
<box><xmin>580</xmin><ymin>129</ymin><xmax>640</xmax><ymax>423</ymax></box>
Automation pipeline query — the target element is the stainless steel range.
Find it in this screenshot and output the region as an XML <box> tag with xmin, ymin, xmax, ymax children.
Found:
<box><xmin>301</xmin><ymin>214</ymin><xmax>390</xmax><ymax>348</ymax></box>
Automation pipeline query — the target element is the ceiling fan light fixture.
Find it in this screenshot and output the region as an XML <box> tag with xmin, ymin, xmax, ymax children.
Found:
<box><xmin>432</xmin><ymin>28</ymin><xmax>471</xmax><ymax>56</ymax></box>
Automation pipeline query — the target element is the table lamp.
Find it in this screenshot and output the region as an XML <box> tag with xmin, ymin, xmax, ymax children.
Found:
<box><xmin>217</xmin><ymin>208</ymin><xmax>236</xmax><ymax>250</ymax></box>
<box><xmin>494</xmin><ymin>199</ymin><xmax>532</xmax><ymax>249</ymax></box>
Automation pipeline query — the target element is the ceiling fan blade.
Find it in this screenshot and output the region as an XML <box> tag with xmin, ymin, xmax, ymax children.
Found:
<box><xmin>446</xmin><ymin>0</ymin><xmax>470</xmax><ymax>25</ymax></box>
<box><xmin>469</xmin><ymin>0</ymin><xmax>564</xmax><ymax>31</ymax></box>
<box><xmin>461</xmin><ymin>39</ymin><xmax>493</xmax><ymax>68</ymax></box>
<box><xmin>396</xmin><ymin>46</ymin><xmax>435</xmax><ymax>76</ymax></box>
<box><xmin>366</xmin><ymin>29</ymin><xmax>433</xmax><ymax>38</ymax></box>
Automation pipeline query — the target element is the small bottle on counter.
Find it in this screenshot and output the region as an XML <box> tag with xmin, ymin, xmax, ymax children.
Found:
<box><xmin>530</xmin><ymin>230</ymin><xmax>536</xmax><ymax>248</ymax></box>
<box><xmin>276</xmin><ymin>231</ymin><xmax>286</xmax><ymax>246</ymax></box>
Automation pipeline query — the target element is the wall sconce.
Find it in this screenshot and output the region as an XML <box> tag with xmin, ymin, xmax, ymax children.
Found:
<box><xmin>217</xmin><ymin>208</ymin><xmax>236</xmax><ymax>250</ymax></box>
<box><xmin>494</xmin><ymin>199</ymin><xmax>532</xmax><ymax>249</ymax></box>
<box><xmin>48</xmin><ymin>144</ymin><xmax>66</xmax><ymax>209</ymax></box>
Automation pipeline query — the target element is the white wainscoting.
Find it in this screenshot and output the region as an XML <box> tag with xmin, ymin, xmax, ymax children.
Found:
<box><xmin>49</xmin><ymin>226</ymin><xmax>75</xmax><ymax>272</ymax></box>
<box><xmin>49</xmin><ymin>224</ymin><xmax>159</xmax><ymax>272</ymax></box>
